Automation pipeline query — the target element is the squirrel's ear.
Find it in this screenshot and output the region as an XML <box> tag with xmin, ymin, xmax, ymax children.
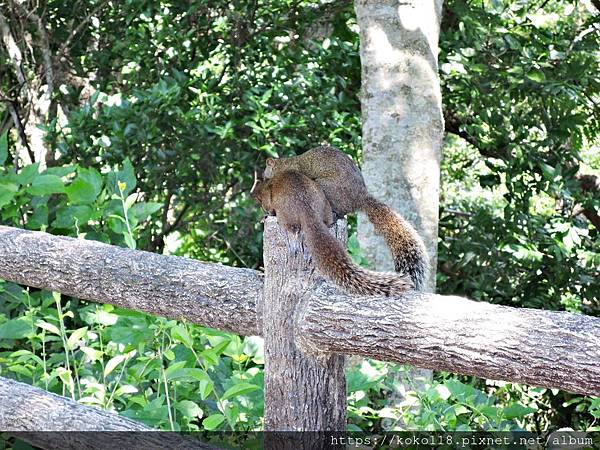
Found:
<box><xmin>266</xmin><ymin>158</ymin><xmax>275</xmax><ymax>166</ymax></box>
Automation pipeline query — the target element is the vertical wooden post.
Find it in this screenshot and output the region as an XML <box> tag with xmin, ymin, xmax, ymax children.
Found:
<box><xmin>262</xmin><ymin>216</ymin><xmax>346</xmax><ymax>444</ymax></box>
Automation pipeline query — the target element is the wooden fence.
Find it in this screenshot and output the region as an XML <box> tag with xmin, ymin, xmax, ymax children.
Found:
<box><xmin>0</xmin><ymin>219</ymin><xmax>599</xmax><ymax>442</ymax></box>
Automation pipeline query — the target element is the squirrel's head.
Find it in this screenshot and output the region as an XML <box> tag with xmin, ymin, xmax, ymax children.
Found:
<box><xmin>250</xmin><ymin>173</ymin><xmax>273</xmax><ymax>214</ymax></box>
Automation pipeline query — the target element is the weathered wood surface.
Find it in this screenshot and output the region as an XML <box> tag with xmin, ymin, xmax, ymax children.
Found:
<box><xmin>0</xmin><ymin>225</ymin><xmax>262</xmax><ymax>336</ymax></box>
<box><xmin>297</xmin><ymin>286</ymin><xmax>600</xmax><ymax>397</ymax></box>
<box><xmin>1</xmin><ymin>224</ymin><xmax>600</xmax><ymax>396</ymax></box>
<box><xmin>262</xmin><ymin>217</ymin><xmax>346</xmax><ymax>440</ymax></box>
<box><xmin>0</xmin><ymin>376</ymin><xmax>216</xmax><ymax>449</ymax></box>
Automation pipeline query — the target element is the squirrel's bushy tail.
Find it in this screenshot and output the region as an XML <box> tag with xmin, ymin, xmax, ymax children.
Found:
<box><xmin>302</xmin><ymin>222</ymin><xmax>411</xmax><ymax>296</ymax></box>
<box><xmin>361</xmin><ymin>196</ymin><xmax>428</xmax><ymax>290</ymax></box>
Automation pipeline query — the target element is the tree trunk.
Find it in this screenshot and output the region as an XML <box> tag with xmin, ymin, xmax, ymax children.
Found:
<box><xmin>355</xmin><ymin>0</ymin><xmax>444</xmax><ymax>291</ymax></box>
<box><xmin>354</xmin><ymin>0</ymin><xmax>444</xmax><ymax>424</ymax></box>
<box><xmin>262</xmin><ymin>216</ymin><xmax>346</xmax><ymax>442</ymax></box>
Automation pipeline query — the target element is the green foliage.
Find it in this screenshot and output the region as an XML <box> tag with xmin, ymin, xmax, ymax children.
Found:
<box><xmin>43</xmin><ymin>0</ymin><xmax>362</xmax><ymax>265</ymax></box>
<box><xmin>0</xmin><ymin>0</ymin><xmax>598</xmax><ymax>434</ymax></box>
<box><xmin>0</xmin><ymin>283</ymin><xmax>264</xmax><ymax>431</ymax></box>
<box><xmin>346</xmin><ymin>361</ymin><xmax>543</xmax><ymax>432</ymax></box>
<box><xmin>0</xmin><ymin>157</ymin><xmax>264</xmax><ymax>431</ymax></box>
<box><xmin>0</xmin><ymin>156</ymin><xmax>159</xmax><ymax>247</ymax></box>
<box><xmin>438</xmin><ymin>0</ymin><xmax>600</xmax><ymax>313</ymax></box>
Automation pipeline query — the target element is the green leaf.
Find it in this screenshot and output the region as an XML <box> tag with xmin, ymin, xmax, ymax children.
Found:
<box><xmin>131</xmin><ymin>202</ymin><xmax>162</xmax><ymax>221</ymax></box>
<box><xmin>0</xmin><ymin>131</ymin><xmax>7</xmax><ymax>165</ymax></box>
<box><xmin>164</xmin><ymin>361</ymin><xmax>187</xmax><ymax>378</ymax></box>
<box><xmin>526</xmin><ymin>69</ymin><xmax>545</xmax><ymax>83</ymax></box>
<box><xmin>85</xmin><ymin>308</ymin><xmax>119</xmax><ymax>326</ymax></box>
<box><xmin>104</xmin><ymin>354</ymin><xmax>128</xmax><ymax>377</ymax></box>
<box><xmin>65</xmin><ymin>168</ymin><xmax>103</xmax><ymax>204</ymax></box>
<box><xmin>9</xmin><ymin>364</ymin><xmax>33</xmax><ymax>378</ymax></box>
<box><xmin>35</xmin><ymin>320</ymin><xmax>61</xmax><ymax>335</ymax></box>
<box><xmin>166</xmin><ymin>367</ymin><xmax>210</xmax><ymax>383</ymax></box>
<box><xmin>0</xmin><ymin>319</ymin><xmax>31</xmax><ymax>339</ymax></box>
<box><xmin>198</xmin><ymin>379</ymin><xmax>214</xmax><ymax>400</ymax></box>
<box><xmin>28</xmin><ymin>175</ymin><xmax>65</xmax><ymax>195</ymax></box>
<box><xmin>17</xmin><ymin>163</ymin><xmax>40</xmax><ymax>184</ymax></box>
<box><xmin>115</xmin><ymin>385</ymin><xmax>139</xmax><ymax>396</ymax></box>
<box><xmin>221</xmin><ymin>383</ymin><xmax>259</xmax><ymax>401</ymax></box>
<box><xmin>171</xmin><ymin>325</ymin><xmax>194</xmax><ymax>348</ymax></box>
<box><xmin>108</xmin><ymin>158</ymin><xmax>136</xmax><ymax>195</ymax></box>
<box><xmin>502</xmin><ymin>403</ymin><xmax>536</xmax><ymax>419</ymax></box>
<box><xmin>176</xmin><ymin>400</ymin><xmax>203</xmax><ymax>419</ymax></box>
<box><xmin>435</xmin><ymin>384</ymin><xmax>451</xmax><ymax>400</ymax></box>
<box><xmin>223</xmin><ymin>403</ymin><xmax>240</xmax><ymax>425</ymax></box>
<box><xmin>45</xmin><ymin>165</ymin><xmax>77</xmax><ymax>177</ymax></box>
<box><xmin>453</xmin><ymin>404</ymin><xmax>470</xmax><ymax>416</ymax></box>
<box><xmin>52</xmin><ymin>205</ymin><xmax>93</xmax><ymax>229</ymax></box>
<box><xmin>124</xmin><ymin>193</ymin><xmax>137</xmax><ymax>211</ymax></box>
<box><xmin>243</xmin><ymin>336</ymin><xmax>264</xmax><ymax>364</ymax></box>
<box><xmin>0</xmin><ymin>181</ymin><xmax>18</xmax><ymax>208</ymax></box>
<box><xmin>445</xmin><ymin>379</ymin><xmax>478</xmax><ymax>403</ymax></box>
<box><xmin>67</xmin><ymin>326</ymin><xmax>88</xmax><ymax>350</ymax></box>
<box><xmin>28</xmin><ymin>204</ymin><xmax>48</xmax><ymax>228</ymax></box>
<box><xmin>80</xmin><ymin>346</ymin><xmax>103</xmax><ymax>362</ymax></box>
<box><xmin>66</xmin><ymin>177</ymin><xmax>98</xmax><ymax>203</ymax></box>
<box><xmin>202</xmin><ymin>414</ymin><xmax>225</xmax><ymax>430</ymax></box>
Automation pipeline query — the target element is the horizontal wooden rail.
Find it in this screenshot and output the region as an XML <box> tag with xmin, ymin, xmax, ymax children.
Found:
<box><xmin>1</xmin><ymin>224</ymin><xmax>599</xmax><ymax>397</ymax></box>
<box><xmin>297</xmin><ymin>285</ymin><xmax>600</xmax><ymax>397</ymax></box>
<box><xmin>0</xmin><ymin>377</ymin><xmax>216</xmax><ymax>448</ymax></box>
<box><xmin>0</xmin><ymin>226</ymin><xmax>262</xmax><ymax>336</ymax></box>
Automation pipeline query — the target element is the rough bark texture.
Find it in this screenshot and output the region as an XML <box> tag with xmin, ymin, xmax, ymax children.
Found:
<box><xmin>1</xmin><ymin>224</ymin><xmax>599</xmax><ymax>397</ymax></box>
<box><xmin>297</xmin><ymin>286</ymin><xmax>600</xmax><ymax>397</ymax></box>
<box><xmin>0</xmin><ymin>226</ymin><xmax>262</xmax><ymax>336</ymax></box>
<box><xmin>0</xmin><ymin>377</ymin><xmax>216</xmax><ymax>449</ymax></box>
<box><xmin>262</xmin><ymin>216</ymin><xmax>346</xmax><ymax>438</ymax></box>
<box><xmin>355</xmin><ymin>0</ymin><xmax>444</xmax><ymax>292</ymax></box>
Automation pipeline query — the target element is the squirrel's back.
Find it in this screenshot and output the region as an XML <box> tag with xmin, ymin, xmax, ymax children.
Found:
<box><xmin>262</xmin><ymin>146</ymin><xmax>428</xmax><ymax>290</ymax></box>
<box><xmin>252</xmin><ymin>170</ymin><xmax>412</xmax><ymax>297</ymax></box>
<box><xmin>264</xmin><ymin>146</ymin><xmax>367</xmax><ymax>216</ymax></box>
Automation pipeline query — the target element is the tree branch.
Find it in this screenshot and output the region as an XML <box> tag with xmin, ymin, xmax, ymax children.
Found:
<box><xmin>0</xmin><ymin>9</ymin><xmax>28</xmax><ymax>87</ymax></box>
<box><xmin>298</xmin><ymin>284</ymin><xmax>600</xmax><ymax>397</ymax></box>
<box><xmin>576</xmin><ymin>173</ymin><xmax>600</xmax><ymax>229</ymax></box>
<box><xmin>443</xmin><ymin>110</ymin><xmax>508</xmax><ymax>159</ymax></box>
<box><xmin>9</xmin><ymin>0</ymin><xmax>54</xmax><ymax>96</ymax></box>
<box><xmin>0</xmin><ymin>91</ymin><xmax>34</xmax><ymax>162</ymax></box>
<box><xmin>57</xmin><ymin>0</ymin><xmax>110</xmax><ymax>57</ymax></box>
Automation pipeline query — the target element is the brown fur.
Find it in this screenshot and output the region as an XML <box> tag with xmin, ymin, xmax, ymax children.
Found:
<box><xmin>251</xmin><ymin>170</ymin><xmax>412</xmax><ymax>296</ymax></box>
<box><xmin>263</xmin><ymin>146</ymin><xmax>428</xmax><ymax>290</ymax></box>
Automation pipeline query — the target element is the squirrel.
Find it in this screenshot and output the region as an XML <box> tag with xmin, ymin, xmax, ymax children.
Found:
<box><xmin>251</xmin><ymin>170</ymin><xmax>412</xmax><ymax>296</ymax></box>
<box><xmin>262</xmin><ymin>145</ymin><xmax>428</xmax><ymax>290</ymax></box>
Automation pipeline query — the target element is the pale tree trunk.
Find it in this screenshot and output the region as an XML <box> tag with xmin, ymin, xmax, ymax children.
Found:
<box><xmin>355</xmin><ymin>0</ymin><xmax>444</xmax><ymax>290</ymax></box>
<box><xmin>354</xmin><ymin>0</ymin><xmax>444</xmax><ymax>427</ymax></box>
